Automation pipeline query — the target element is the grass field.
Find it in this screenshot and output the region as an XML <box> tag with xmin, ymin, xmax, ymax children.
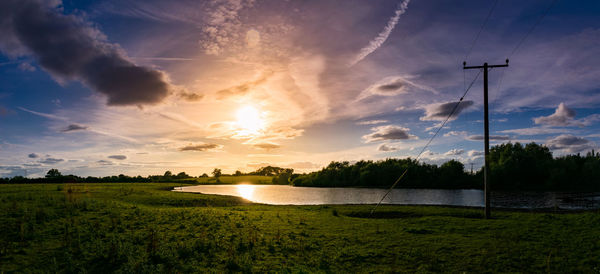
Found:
<box><xmin>0</xmin><ymin>183</ymin><xmax>599</xmax><ymax>273</ymax></box>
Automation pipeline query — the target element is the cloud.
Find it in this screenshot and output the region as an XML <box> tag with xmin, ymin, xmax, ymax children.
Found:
<box><xmin>28</xmin><ymin>153</ymin><xmax>39</xmax><ymax>158</ymax></box>
<box><xmin>39</xmin><ymin>157</ymin><xmax>64</xmax><ymax>164</ymax></box>
<box><xmin>199</xmin><ymin>0</ymin><xmax>255</xmax><ymax>55</ymax></box>
<box><xmin>179</xmin><ymin>143</ymin><xmax>223</xmax><ymax>152</ymax></box>
<box><xmin>362</xmin><ymin>125</ymin><xmax>417</xmax><ymax>143</ymax></box>
<box><xmin>466</xmin><ymin>135</ymin><xmax>510</xmax><ymax>141</ymax></box>
<box><xmin>61</xmin><ymin>124</ymin><xmax>88</xmax><ymax>132</ymax></box>
<box><xmin>286</xmin><ymin>162</ymin><xmax>321</xmax><ymax>169</ymax></box>
<box><xmin>443</xmin><ymin>131</ymin><xmax>468</xmax><ymax>137</ymax></box>
<box><xmin>179</xmin><ymin>92</ymin><xmax>203</xmax><ymax>102</ymax></box>
<box><xmin>468</xmin><ymin>150</ymin><xmax>484</xmax><ymax>157</ymax></box>
<box><xmin>97</xmin><ymin>160</ymin><xmax>113</xmax><ymax>165</ymax></box>
<box><xmin>18</xmin><ymin>107</ymin><xmax>67</xmax><ymax>120</ymax></box>
<box><xmin>533</xmin><ymin>102</ymin><xmax>600</xmax><ymax>127</ymax></box>
<box><xmin>546</xmin><ymin>134</ymin><xmax>595</xmax><ymax>153</ymax></box>
<box><xmin>420</xmin><ymin>101</ymin><xmax>474</xmax><ymax>121</ymax></box>
<box><xmin>252</xmin><ymin>142</ymin><xmax>281</xmax><ymax>150</ymax></box>
<box><xmin>18</xmin><ymin>62</ymin><xmax>36</xmax><ymax>72</ymax></box>
<box><xmin>350</xmin><ymin>0</ymin><xmax>410</xmax><ymax>66</ymax></box>
<box><xmin>444</xmin><ymin>149</ymin><xmax>464</xmax><ymax>156</ymax></box>
<box><xmin>356</xmin><ymin>119</ymin><xmax>388</xmax><ymax>125</ymax></box>
<box><xmin>356</xmin><ymin>76</ymin><xmax>437</xmax><ymax>101</ymax></box>
<box><xmin>216</xmin><ymin>72</ymin><xmax>272</xmax><ymax>99</ymax></box>
<box><xmin>377</xmin><ymin>143</ymin><xmax>399</xmax><ymax>152</ymax></box>
<box><xmin>108</xmin><ymin>155</ymin><xmax>127</xmax><ymax>160</ymax></box>
<box><xmin>499</xmin><ymin>127</ymin><xmax>569</xmax><ymax>136</ymax></box>
<box><xmin>0</xmin><ymin>0</ymin><xmax>172</xmax><ymax>106</ymax></box>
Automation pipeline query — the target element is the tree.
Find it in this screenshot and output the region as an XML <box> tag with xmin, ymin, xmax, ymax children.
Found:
<box><xmin>234</xmin><ymin>170</ymin><xmax>243</xmax><ymax>176</ymax></box>
<box><xmin>176</xmin><ymin>172</ymin><xmax>190</xmax><ymax>179</ymax></box>
<box><xmin>212</xmin><ymin>168</ymin><xmax>222</xmax><ymax>178</ymax></box>
<box><xmin>45</xmin><ymin>169</ymin><xmax>62</xmax><ymax>178</ymax></box>
<box><xmin>200</xmin><ymin>173</ymin><xmax>209</xmax><ymax>178</ymax></box>
<box><xmin>163</xmin><ymin>171</ymin><xmax>172</xmax><ymax>177</ymax></box>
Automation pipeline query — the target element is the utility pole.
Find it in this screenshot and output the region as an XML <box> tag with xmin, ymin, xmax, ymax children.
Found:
<box><xmin>463</xmin><ymin>59</ymin><xmax>508</xmax><ymax>219</ymax></box>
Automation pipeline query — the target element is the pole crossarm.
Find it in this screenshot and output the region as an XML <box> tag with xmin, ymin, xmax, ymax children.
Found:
<box><xmin>462</xmin><ymin>59</ymin><xmax>509</xmax><ymax>219</ymax></box>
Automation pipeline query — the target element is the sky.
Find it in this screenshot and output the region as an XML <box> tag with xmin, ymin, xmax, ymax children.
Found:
<box><xmin>1</xmin><ymin>0</ymin><xmax>600</xmax><ymax>178</ymax></box>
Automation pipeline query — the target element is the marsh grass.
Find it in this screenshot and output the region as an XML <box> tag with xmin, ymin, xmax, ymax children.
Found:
<box><xmin>0</xmin><ymin>183</ymin><xmax>598</xmax><ymax>272</ymax></box>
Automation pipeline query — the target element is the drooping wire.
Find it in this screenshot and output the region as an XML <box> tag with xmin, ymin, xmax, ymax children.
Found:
<box><xmin>371</xmin><ymin>68</ymin><xmax>483</xmax><ymax>214</ymax></box>
<box><xmin>509</xmin><ymin>0</ymin><xmax>558</xmax><ymax>58</ymax></box>
<box><xmin>464</xmin><ymin>0</ymin><xmax>499</xmax><ymax>61</ymax></box>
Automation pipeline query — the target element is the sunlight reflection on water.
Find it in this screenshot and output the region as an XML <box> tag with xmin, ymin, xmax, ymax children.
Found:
<box><xmin>236</xmin><ymin>184</ymin><xmax>256</xmax><ymax>200</ymax></box>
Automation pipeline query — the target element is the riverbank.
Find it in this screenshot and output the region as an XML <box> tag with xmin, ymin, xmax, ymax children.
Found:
<box><xmin>0</xmin><ymin>183</ymin><xmax>598</xmax><ymax>272</ymax></box>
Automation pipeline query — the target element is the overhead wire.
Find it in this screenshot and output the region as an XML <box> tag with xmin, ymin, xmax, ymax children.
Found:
<box><xmin>463</xmin><ymin>0</ymin><xmax>499</xmax><ymax>62</ymax></box>
<box><xmin>371</xmin><ymin>68</ymin><xmax>483</xmax><ymax>214</ymax></box>
<box><xmin>509</xmin><ymin>0</ymin><xmax>558</xmax><ymax>58</ymax></box>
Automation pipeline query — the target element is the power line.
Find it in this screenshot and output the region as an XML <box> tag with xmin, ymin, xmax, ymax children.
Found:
<box><xmin>509</xmin><ymin>0</ymin><xmax>558</xmax><ymax>58</ymax></box>
<box><xmin>371</xmin><ymin>68</ymin><xmax>483</xmax><ymax>214</ymax></box>
<box><xmin>464</xmin><ymin>0</ymin><xmax>499</xmax><ymax>61</ymax></box>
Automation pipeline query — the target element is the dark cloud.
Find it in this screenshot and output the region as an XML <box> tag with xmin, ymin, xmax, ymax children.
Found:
<box><xmin>179</xmin><ymin>92</ymin><xmax>204</xmax><ymax>101</ymax></box>
<box><xmin>252</xmin><ymin>142</ymin><xmax>281</xmax><ymax>150</ymax></box>
<box><xmin>97</xmin><ymin>160</ymin><xmax>113</xmax><ymax>165</ymax></box>
<box><xmin>39</xmin><ymin>157</ymin><xmax>64</xmax><ymax>164</ymax></box>
<box><xmin>179</xmin><ymin>143</ymin><xmax>222</xmax><ymax>151</ymax></box>
<box><xmin>28</xmin><ymin>153</ymin><xmax>39</xmax><ymax>158</ymax></box>
<box><xmin>0</xmin><ymin>0</ymin><xmax>171</xmax><ymax>106</ymax></box>
<box><xmin>0</xmin><ymin>165</ymin><xmax>28</xmax><ymax>177</ymax></box>
<box><xmin>466</xmin><ymin>135</ymin><xmax>510</xmax><ymax>141</ymax></box>
<box><xmin>377</xmin><ymin>144</ymin><xmax>399</xmax><ymax>152</ymax></box>
<box><xmin>420</xmin><ymin>101</ymin><xmax>474</xmax><ymax>121</ymax></box>
<box><xmin>362</xmin><ymin>125</ymin><xmax>417</xmax><ymax>143</ymax></box>
<box><xmin>62</xmin><ymin>124</ymin><xmax>87</xmax><ymax>132</ymax></box>
<box><xmin>108</xmin><ymin>155</ymin><xmax>127</xmax><ymax>160</ymax></box>
<box><xmin>546</xmin><ymin>134</ymin><xmax>594</xmax><ymax>153</ymax></box>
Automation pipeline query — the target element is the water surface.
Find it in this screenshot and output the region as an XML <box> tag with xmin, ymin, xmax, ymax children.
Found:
<box><xmin>174</xmin><ymin>184</ymin><xmax>600</xmax><ymax>209</ymax></box>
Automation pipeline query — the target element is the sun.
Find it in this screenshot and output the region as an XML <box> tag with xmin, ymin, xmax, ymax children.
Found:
<box><xmin>236</xmin><ymin>105</ymin><xmax>264</xmax><ymax>134</ymax></box>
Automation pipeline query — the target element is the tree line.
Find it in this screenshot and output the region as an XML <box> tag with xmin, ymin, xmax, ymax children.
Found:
<box><xmin>291</xmin><ymin>142</ymin><xmax>600</xmax><ymax>191</ymax></box>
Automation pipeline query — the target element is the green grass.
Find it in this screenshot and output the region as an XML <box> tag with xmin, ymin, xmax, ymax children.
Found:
<box><xmin>0</xmin><ymin>183</ymin><xmax>599</xmax><ymax>273</ymax></box>
<box><xmin>185</xmin><ymin>175</ymin><xmax>275</xmax><ymax>185</ymax></box>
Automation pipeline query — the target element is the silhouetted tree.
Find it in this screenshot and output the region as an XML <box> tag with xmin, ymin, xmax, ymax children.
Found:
<box><xmin>212</xmin><ymin>168</ymin><xmax>222</xmax><ymax>178</ymax></box>
<box><xmin>45</xmin><ymin>169</ymin><xmax>62</xmax><ymax>178</ymax></box>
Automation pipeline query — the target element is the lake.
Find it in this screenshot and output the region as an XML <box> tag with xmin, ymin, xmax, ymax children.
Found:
<box><xmin>174</xmin><ymin>184</ymin><xmax>600</xmax><ymax>209</ymax></box>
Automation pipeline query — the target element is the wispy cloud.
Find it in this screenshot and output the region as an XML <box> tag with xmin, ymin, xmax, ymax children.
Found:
<box><xmin>350</xmin><ymin>0</ymin><xmax>411</xmax><ymax>66</ymax></box>
<box><xmin>356</xmin><ymin>119</ymin><xmax>388</xmax><ymax>125</ymax></box>
<box><xmin>18</xmin><ymin>107</ymin><xmax>67</xmax><ymax>121</ymax></box>
<box><xmin>179</xmin><ymin>143</ymin><xmax>223</xmax><ymax>152</ymax></box>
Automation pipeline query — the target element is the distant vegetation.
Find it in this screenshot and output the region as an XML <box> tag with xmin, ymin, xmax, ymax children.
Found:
<box><xmin>0</xmin><ymin>166</ymin><xmax>293</xmax><ymax>185</ymax></box>
<box><xmin>292</xmin><ymin>142</ymin><xmax>600</xmax><ymax>191</ymax></box>
<box><xmin>2</xmin><ymin>143</ymin><xmax>599</xmax><ymax>191</ymax></box>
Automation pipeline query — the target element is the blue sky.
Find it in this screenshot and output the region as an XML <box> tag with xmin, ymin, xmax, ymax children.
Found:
<box><xmin>1</xmin><ymin>0</ymin><xmax>600</xmax><ymax>177</ymax></box>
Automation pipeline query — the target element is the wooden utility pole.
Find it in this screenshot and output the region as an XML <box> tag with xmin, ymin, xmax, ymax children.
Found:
<box><xmin>463</xmin><ymin>59</ymin><xmax>508</xmax><ymax>219</ymax></box>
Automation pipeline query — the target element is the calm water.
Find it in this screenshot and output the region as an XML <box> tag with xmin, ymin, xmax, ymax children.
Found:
<box><xmin>174</xmin><ymin>184</ymin><xmax>600</xmax><ymax>209</ymax></box>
